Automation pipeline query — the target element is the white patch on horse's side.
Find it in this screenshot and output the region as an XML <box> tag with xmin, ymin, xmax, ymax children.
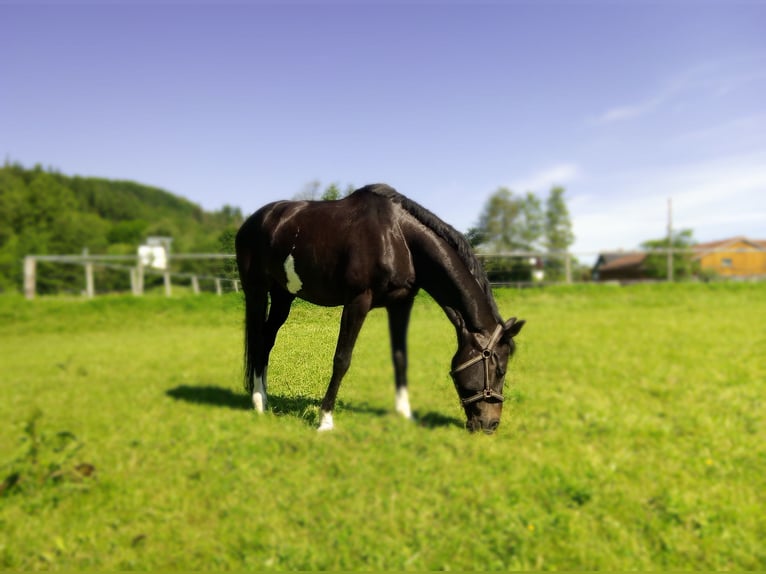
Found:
<box><xmin>284</xmin><ymin>254</ymin><xmax>303</xmax><ymax>294</ymax></box>
<box><xmin>252</xmin><ymin>369</ymin><xmax>267</xmax><ymax>413</ymax></box>
<box><xmin>317</xmin><ymin>410</ymin><xmax>334</xmax><ymax>432</ymax></box>
<box><xmin>396</xmin><ymin>387</ymin><xmax>412</xmax><ymax>419</ymax></box>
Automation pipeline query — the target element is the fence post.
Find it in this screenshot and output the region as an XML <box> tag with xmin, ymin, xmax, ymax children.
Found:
<box><xmin>137</xmin><ymin>263</ymin><xmax>144</xmax><ymax>295</ymax></box>
<box><xmin>215</xmin><ymin>278</ymin><xmax>222</xmax><ymax>296</ymax></box>
<box><xmin>667</xmin><ymin>248</ymin><xmax>674</xmax><ymax>283</ymax></box>
<box><xmin>84</xmin><ymin>264</ymin><xmax>95</xmax><ymax>299</ymax></box>
<box><xmin>565</xmin><ymin>252</ymin><xmax>572</xmax><ymax>284</ymax></box>
<box><xmin>191</xmin><ymin>275</ymin><xmax>200</xmax><ymax>295</ymax></box>
<box><xmin>24</xmin><ymin>256</ymin><xmax>36</xmax><ymax>300</ymax></box>
<box><xmin>163</xmin><ymin>271</ymin><xmax>172</xmax><ymax>297</ymax></box>
<box><xmin>130</xmin><ymin>268</ymin><xmax>138</xmax><ymax>295</ymax></box>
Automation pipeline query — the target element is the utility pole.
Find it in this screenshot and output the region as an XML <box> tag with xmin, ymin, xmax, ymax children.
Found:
<box><xmin>667</xmin><ymin>198</ymin><xmax>674</xmax><ymax>282</ymax></box>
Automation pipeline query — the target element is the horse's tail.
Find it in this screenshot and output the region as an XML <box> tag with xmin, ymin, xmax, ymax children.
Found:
<box><xmin>236</xmin><ymin>224</ymin><xmax>260</xmax><ymax>396</ymax></box>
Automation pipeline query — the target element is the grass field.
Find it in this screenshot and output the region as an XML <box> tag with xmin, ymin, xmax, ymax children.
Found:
<box><xmin>0</xmin><ymin>283</ymin><xmax>764</xmax><ymax>569</ymax></box>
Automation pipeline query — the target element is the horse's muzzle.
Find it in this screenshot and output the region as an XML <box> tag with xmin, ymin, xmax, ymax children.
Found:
<box><xmin>466</xmin><ymin>418</ymin><xmax>500</xmax><ymax>434</ymax></box>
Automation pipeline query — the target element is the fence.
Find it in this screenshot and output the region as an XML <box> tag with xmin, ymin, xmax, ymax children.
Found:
<box><xmin>22</xmin><ymin>253</ymin><xmax>239</xmax><ymax>300</ymax></box>
<box><xmin>21</xmin><ymin>245</ymin><xmax>766</xmax><ymax>299</ymax></box>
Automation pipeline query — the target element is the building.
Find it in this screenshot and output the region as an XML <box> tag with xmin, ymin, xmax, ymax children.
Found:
<box><xmin>592</xmin><ymin>237</ymin><xmax>766</xmax><ymax>281</ymax></box>
<box><xmin>591</xmin><ymin>252</ymin><xmax>647</xmax><ymax>282</ymax></box>
<box><xmin>694</xmin><ymin>237</ymin><xmax>766</xmax><ymax>277</ymax></box>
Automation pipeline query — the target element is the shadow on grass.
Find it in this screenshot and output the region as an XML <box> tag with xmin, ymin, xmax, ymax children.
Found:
<box><xmin>413</xmin><ymin>411</ymin><xmax>465</xmax><ymax>430</ymax></box>
<box><xmin>166</xmin><ymin>385</ymin><xmax>250</xmax><ymax>410</ymax></box>
<box><xmin>165</xmin><ymin>384</ymin><xmax>463</xmax><ymax>429</ymax></box>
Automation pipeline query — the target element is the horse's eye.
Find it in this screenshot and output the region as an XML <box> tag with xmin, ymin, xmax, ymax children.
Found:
<box><xmin>496</xmin><ymin>367</ymin><xmax>506</xmax><ymax>378</ymax></box>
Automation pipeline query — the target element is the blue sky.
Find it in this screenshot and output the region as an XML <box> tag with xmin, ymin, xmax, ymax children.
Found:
<box><xmin>2</xmin><ymin>1</ymin><xmax>765</xmax><ymax>258</ymax></box>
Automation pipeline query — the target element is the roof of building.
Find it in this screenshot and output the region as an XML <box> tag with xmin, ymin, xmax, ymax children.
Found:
<box><xmin>694</xmin><ymin>235</ymin><xmax>766</xmax><ymax>251</ymax></box>
<box><xmin>693</xmin><ymin>236</ymin><xmax>766</xmax><ymax>257</ymax></box>
<box><xmin>596</xmin><ymin>252</ymin><xmax>647</xmax><ymax>271</ymax></box>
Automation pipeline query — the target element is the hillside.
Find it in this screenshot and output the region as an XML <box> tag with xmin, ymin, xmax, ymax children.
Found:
<box><xmin>0</xmin><ymin>163</ymin><xmax>243</xmax><ymax>293</ymax></box>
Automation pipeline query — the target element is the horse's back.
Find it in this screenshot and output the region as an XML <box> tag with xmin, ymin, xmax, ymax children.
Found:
<box><xmin>236</xmin><ymin>187</ymin><xmax>415</xmax><ymax>305</ymax></box>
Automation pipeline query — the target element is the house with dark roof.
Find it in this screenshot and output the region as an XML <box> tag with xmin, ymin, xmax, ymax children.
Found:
<box><xmin>591</xmin><ymin>252</ymin><xmax>648</xmax><ymax>282</ymax></box>
<box><xmin>592</xmin><ymin>236</ymin><xmax>766</xmax><ymax>282</ymax></box>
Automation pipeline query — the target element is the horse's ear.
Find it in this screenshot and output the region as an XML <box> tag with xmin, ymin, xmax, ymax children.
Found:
<box><xmin>503</xmin><ymin>317</ymin><xmax>525</xmax><ymax>338</ymax></box>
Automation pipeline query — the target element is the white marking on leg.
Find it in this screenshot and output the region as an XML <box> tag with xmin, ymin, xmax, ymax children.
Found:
<box><xmin>252</xmin><ymin>368</ymin><xmax>267</xmax><ymax>413</ymax></box>
<box><xmin>396</xmin><ymin>387</ymin><xmax>412</xmax><ymax>419</ymax></box>
<box><xmin>317</xmin><ymin>410</ymin><xmax>334</xmax><ymax>432</ymax></box>
<box><xmin>284</xmin><ymin>254</ymin><xmax>303</xmax><ymax>294</ymax></box>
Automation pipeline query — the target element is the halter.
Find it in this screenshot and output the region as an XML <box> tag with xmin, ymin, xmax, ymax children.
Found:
<box><xmin>450</xmin><ymin>323</ymin><xmax>506</xmax><ymax>406</ymax></box>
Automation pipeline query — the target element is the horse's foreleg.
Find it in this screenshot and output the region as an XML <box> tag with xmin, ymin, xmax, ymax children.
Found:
<box><xmin>388</xmin><ymin>298</ymin><xmax>415</xmax><ymax>419</ymax></box>
<box><xmin>318</xmin><ymin>291</ymin><xmax>373</xmax><ymax>431</ymax></box>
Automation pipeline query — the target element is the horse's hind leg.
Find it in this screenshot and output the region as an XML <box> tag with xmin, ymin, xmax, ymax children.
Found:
<box><xmin>318</xmin><ymin>291</ymin><xmax>373</xmax><ymax>431</ymax></box>
<box><xmin>260</xmin><ymin>286</ymin><xmax>294</xmax><ymax>398</ymax></box>
<box><xmin>243</xmin><ymin>284</ymin><xmax>269</xmax><ymax>412</ymax></box>
<box><xmin>244</xmin><ymin>285</ymin><xmax>294</xmax><ymax>413</ymax></box>
<box><xmin>387</xmin><ymin>297</ymin><xmax>415</xmax><ymax>419</ymax></box>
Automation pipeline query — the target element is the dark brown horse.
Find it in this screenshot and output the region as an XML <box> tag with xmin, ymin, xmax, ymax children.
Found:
<box><xmin>235</xmin><ymin>184</ymin><xmax>524</xmax><ymax>433</ymax></box>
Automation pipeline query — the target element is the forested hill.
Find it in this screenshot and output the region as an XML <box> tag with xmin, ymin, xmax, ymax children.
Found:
<box><xmin>0</xmin><ymin>163</ymin><xmax>243</xmax><ymax>292</ymax></box>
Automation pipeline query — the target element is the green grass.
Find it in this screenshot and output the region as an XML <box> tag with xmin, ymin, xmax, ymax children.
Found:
<box><xmin>0</xmin><ymin>283</ymin><xmax>764</xmax><ymax>569</ymax></box>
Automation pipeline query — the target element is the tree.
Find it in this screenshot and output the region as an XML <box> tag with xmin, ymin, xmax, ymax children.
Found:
<box><xmin>295</xmin><ymin>181</ymin><xmax>354</xmax><ymax>201</ymax></box>
<box><xmin>642</xmin><ymin>229</ymin><xmax>697</xmax><ymax>279</ymax></box>
<box><xmin>468</xmin><ymin>188</ymin><xmax>546</xmax><ymax>283</ymax></box>
<box><xmin>294</xmin><ymin>180</ymin><xmax>321</xmax><ymax>200</ymax></box>
<box><xmin>543</xmin><ymin>186</ymin><xmax>575</xmax><ymax>281</ymax></box>
<box><xmin>519</xmin><ymin>192</ymin><xmax>544</xmax><ymax>249</ymax></box>
<box><xmin>0</xmin><ymin>163</ymin><xmax>253</xmax><ymax>294</ymax></box>
<box><xmin>468</xmin><ymin>188</ymin><xmax>546</xmax><ymax>252</ymax></box>
<box><xmin>321</xmin><ymin>183</ymin><xmax>342</xmax><ymax>201</ymax></box>
<box><xmin>544</xmin><ymin>186</ymin><xmax>574</xmax><ymax>251</ymax></box>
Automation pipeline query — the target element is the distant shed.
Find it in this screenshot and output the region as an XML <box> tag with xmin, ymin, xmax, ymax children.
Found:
<box><xmin>591</xmin><ymin>252</ymin><xmax>648</xmax><ymax>282</ymax></box>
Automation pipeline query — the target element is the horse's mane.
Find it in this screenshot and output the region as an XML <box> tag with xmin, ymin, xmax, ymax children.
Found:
<box><xmin>362</xmin><ymin>184</ymin><xmax>501</xmax><ymax>321</ymax></box>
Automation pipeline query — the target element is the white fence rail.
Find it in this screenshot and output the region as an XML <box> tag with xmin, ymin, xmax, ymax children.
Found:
<box><xmin>22</xmin><ymin>246</ymin><xmax>765</xmax><ymax>299</ymax></box>
<box><xmin>23</xmin><ymin>253</ymin><xmax>238</xmax><ymax>300</ymax></box>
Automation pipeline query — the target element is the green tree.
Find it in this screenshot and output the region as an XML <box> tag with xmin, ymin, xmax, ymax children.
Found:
<box><xmin>642</xmin><ymin>229</ymin><xmax>697</xmax><ymax>279</ymax></box>
<box><xmin>468</xmin><ymin>187</ymin><xmax>543</xmax><ymax>252</ymax></box>
<box><xmin>295</xmin><ymin>180</ymin><xmax>321</xmax><ymax>200</ymax></box>
<box><xmin>0</xmin><ymin>163</ymin><xmax>253</xmax><ymax>294</ymax></box>
<box><xmin>321</xmin><ymin>183</ymin><xmax>342</xmax><ymax>201</ymax></box>
<box><xmin>467</xmin><ymin>188</ymin><xmax>546</xmax><ymax>283</ymax></box>
<box><xmin>519</xmin><ymin>192</ymin><xmax>544</xmax><ymax>249</ymax></box>
<box><xmin>544</xmin><ymin>186</ymin><xmax>574</xmax><ymax>251</ymax></box>
<box><xmin>544</xmin><ymin>186</ymin><xmax>575</xmax><ymax>281</ymax></box>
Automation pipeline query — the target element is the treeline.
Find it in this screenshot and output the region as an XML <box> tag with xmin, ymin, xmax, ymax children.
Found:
<box><xmin>1</xmin><ymin>164</ymin><xmax>583</xmax><ymax>294</ymax></box>
<box><xmin>0</xmin><ymin>163</ymin><xmax>243</xmax><ymax>293</ymax></box>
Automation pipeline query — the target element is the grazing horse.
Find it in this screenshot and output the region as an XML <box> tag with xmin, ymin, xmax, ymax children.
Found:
<box><xmin>235</xmin><ymin>184</ymin><xmax>524</xmax><ymax>433</ymax></box>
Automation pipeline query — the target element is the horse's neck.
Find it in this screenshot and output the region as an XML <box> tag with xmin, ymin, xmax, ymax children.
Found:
<box><xmin>411</xmin><ymin>231</ymin><xmax>498</xmax><ymax>335</ymax></box>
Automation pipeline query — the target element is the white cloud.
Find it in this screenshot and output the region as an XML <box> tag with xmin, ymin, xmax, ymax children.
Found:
<box><xmin>595</xmin><ymin>54</ymin><xmax>766</xmax><ymax>125</ymax></box>
<box><xmin>507</xmin><ymin>162</ymin><xmax>581</xmax><ymax>193</ymax></box>
<box><xmin>597</xmin><ymin>96</ymin><xmax>663</xmax><ymax>123</ymax></box>
<box><xmin>570</xmin><ymin>151</ymin><xmax>766</xmax><ymax>258</ymax></box>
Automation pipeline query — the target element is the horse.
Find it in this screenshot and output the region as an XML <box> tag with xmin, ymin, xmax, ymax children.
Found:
<box><xmin>235</xmin><ymin>184</ymin><xmax>525</xmax><ymax>433</ymax></box>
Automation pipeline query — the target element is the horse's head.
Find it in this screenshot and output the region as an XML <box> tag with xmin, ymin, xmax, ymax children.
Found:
<box><xmin>450</xmin><ymin>317</ymin><xmax>525</xmax><ymax>434</ymax></box>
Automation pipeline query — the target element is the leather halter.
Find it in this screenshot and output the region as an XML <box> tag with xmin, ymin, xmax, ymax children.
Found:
<box><xmin>450</xmin><ymin>323</ymin><xmax>506</xmax><ymax>406</ymax></box>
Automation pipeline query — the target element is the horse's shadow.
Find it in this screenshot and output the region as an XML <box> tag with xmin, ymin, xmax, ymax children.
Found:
<box><xmin>165</xmin><ymin>384</ymin><xmax>462</xmax><ymax>429</ymax></box>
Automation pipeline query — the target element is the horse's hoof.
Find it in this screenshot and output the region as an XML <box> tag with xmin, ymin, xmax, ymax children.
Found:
<box><xmin>317</xmin><ymin>411</ymin><xmax>334</xmax><ymax>432</ymax></box>
<box><xmin>252</xmin><ymin>392</ymin><xmax>266</xmax><ymax>413</ymax></box>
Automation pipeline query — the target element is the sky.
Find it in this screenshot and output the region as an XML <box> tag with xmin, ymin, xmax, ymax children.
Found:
<box><xmin>2</xmin><ymin>1</ymin><xmax>765</xmax><ymax>260</ymax></box>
